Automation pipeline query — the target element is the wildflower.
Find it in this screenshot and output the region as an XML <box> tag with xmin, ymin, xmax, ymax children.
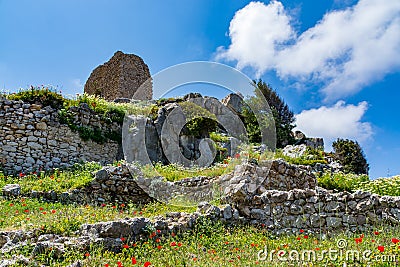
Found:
<box><xmin>304</xmin><ymin>235</ymin><xmax>309</xmax><ymax>239</ymax></box>
<box><xmin>144</xmin><ymin>262</ymin><xmax>151</xmax><ymax>267</ymax></box>
<box><xmin>42</xmin><ymin>211</ymin><xmax>47</xmax><ymax>215</ymax></box>
<box><xmin>105</xmin><ymin>264</ymin><xmax>109</xmax><ymax>267</ymax></box>
<box><xmin>251</xmin><ymin>243</ymin><xmax>255</xmax><ymax>247</ymax></box>
<box><xmin>9</xmin><ymin>203</ymin><xmax>13</xmax><ymax>207</ymax></box>
<box><xmin>120</xmin><ymin>203</ymin><xmax>125</xmax><ymax>208</ymax></box>
<box><xmin>156</xmin><ymin>229</ymin><xmax>161</xmax><ymax>234</ymax></box>
<box><xmin>178</xmin><ymin>242</ymin><xmax>182</xmax><ymax>247</ymax></box>
<box><xmin>157</xmin><ymin>245</ymin><xmax>162</xmax><ymax>250</ymax></box>
<box><xmin>392</xmin><ymin>238</ymin><xmax>400</xmax><ymax>244</ymax></box>
<box><xmin>170</xmin><ymin>242</ymin><xmax>177</xmax><ymax>247</ymax></box>
<box><xmin>112</xmin><ymin>206</ymin><xmax>116</xmax><ymax>209</ymax></box>
<box><xmin>132</xmin><ymin>257</ymin><xmax>137</xmax><ymax>264</ymax></box>
<box><xmin>355</xmin><ymin>238</ymin><xmax>363</xmax><ymax>244</ymax></box>
<box><xmin>122</xmin><ymin>244</ymin><xmax>129</xmax><ymax>249</ymax></box>
<box><xmin>374</xmin><ymin>231</ymin><xmax>380</xmax><ymax>235</ymax></box>
<box><xmin>378</xmin><ymin>246</ymin><xmax>385</xmax><ymax>252</ymax></box>
<box><xmin>85</xmin><ymin>252</ymin><xmax>90</xmax><ymax>257</ymax></box>
<box><xmin>155</xmin><ymin>238</ymin><xmax>160</xmax><ymax>243</ymax></box>
<box><xmin>24</xmin><ymin>209</ymin><xmax>29</xmax><ymax>213</ymax></box>
<box><xmin>120</xmin><ymin>237</ymin><xmax>125</xmax><ymax>242</ymax></box>
<box><xmin>51</xmin><ymin>209</ymin><xmax>56</xmax><ymax>214</ymax></box>
<box><xmin>101</xmin><ymin>204</ymin><xmax>106</xmax><ymax>207</ymax></box>
<box><xmin>39</xmin><ymin>207</ymin><xmax>44</xmax><ymax>211</ymax></box>
<box><xmin>117</xmin><ymin>262</ymin><xmax>123</xmax><ymax>267</ymax></box>
<box><xmin>296</xmin><ymin>237</ymin><xmax>301</xmax><ymax>241</ymax></box>
<box><xmin>300</xmin><ymin>229</ymin><xmax>304</xmax><ymax>233</ymax></box>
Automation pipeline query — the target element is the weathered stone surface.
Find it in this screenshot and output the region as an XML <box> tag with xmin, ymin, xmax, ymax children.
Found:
<box><xmin>84</xmin><ymin>51</ymin><xmax>152</xmax><ymax>101</ymax></box>
<box><xmin>2</xmin><ymin>184</ymin><xmax>21</xmax><ymax>198</ymax></box>
<box><xmin>0</xmin><ymin>99</ymin><xmax>120</xmax><ymax>173</ymax></box>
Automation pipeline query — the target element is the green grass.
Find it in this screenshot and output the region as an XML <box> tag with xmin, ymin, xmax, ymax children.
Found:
<box><xmin>1</xmin><ymin>160</ymin><xmax>400</xmax><ymax>266</ymax></box>
<box><xmin>0</xmin><ymin>198</ymin><xmax>195</xmax><ymax>235</ymax></box>
<box><xmin>2</xmin><ymin>219</ymin><xmax>400</xmax><ymax>266</ymax></box>
<box><xmin>274</xmin><ymin>148</ymin><xmax>327</xmax><ymax>166</ymax></box>
<box><xmin>140</xmin><ymin>161</ymin><xmax>239</xmax><ymax>182</ymax></box>
<box><xmin>0</xmin><ymin>162</ymin><xmax>102</xmax><ymax>194</ymax></box>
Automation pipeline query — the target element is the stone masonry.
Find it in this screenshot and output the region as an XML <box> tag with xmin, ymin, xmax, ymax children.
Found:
<box><xmin>84</xmin><ymin>51</ymin><xmax>152</xmax><ymax>101</ymax></box>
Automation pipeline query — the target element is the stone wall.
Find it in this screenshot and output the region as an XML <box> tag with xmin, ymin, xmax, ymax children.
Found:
<box><xmin>0</xmin><ymin>99</ymin><xmax>121</xmax><ymax>173</ymax></box>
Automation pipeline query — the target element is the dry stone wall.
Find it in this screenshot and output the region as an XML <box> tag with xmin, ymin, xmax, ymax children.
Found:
<box><xmin>0</xmin><ymin>99</ymin><xmax>120</xmax><ymax>173</ymax></box>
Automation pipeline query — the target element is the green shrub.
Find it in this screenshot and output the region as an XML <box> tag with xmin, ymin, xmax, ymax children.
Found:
<box><xmin>6</xmin><ymin>86</ymin><xmax>68</xmax><ymax>109</ymax></box>
<box><xmin>274</xmin><ymin>147</ymin><xmax>327</xmax><ymax>166</ymax></box>
<box><xmin>357</xmin><ymin>176</ymin><xmax>400</xmax><ymax>196</ymax></box>
<box><xmin>317</xmin><ymin>172</ymin><xmax>369</xmax><ymax>192</ymax></box>
<box><xmin>333</xmin><ymin>138</ymin><xmax>369</xmax><ymax>175</ymax></box>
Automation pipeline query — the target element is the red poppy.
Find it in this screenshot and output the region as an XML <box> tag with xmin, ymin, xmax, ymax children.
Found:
<box><xmin>51</xmin><ymin>209</ymin><xmax>56</xmax><ymax>214</ymax></box>
<box><xmin>374</xmin><ymin>231</ymin><xmax>380</xmax><ymax>235</ymax></box>
<box><xmin>9</xmin><ymin>203</ymin><xmax>14</xmax><ymax>207</ymax></box>
<box><xmin>84</xmin><ymin>252</ymin><xmax>90</xmax><ymax>257</ymax></box>
<box><xmin>101</xmin><ymin>204</ymin><xmax>106</xmax><ymax>207</ymax></box>
<box><xmin>156</xmin><ymin>229</ymin><xmax>161</xmax><ymax>234</ymax></box>
<box><xmin>378</xmin><ymin>246</ymin><xmax>385</xmax><ymax>252</ymax></box>
<box><xmin>170</xmin><ymin>242</ymin><xmax>177</xmax><ymax>247</ymax></box>
<box><xmin>296</xmin><ymin>237</ymin><xmax>301</xmax><ymax>241</ymax></box>
<box><xmin>300</xmin><ymin>229</ymin><xmax>304</xmax><ymax>233</ymax></box>
<box><xmin>392</xmin><ymin>238</ymin><xmax>400</xmax><ymax>244</ymax></box>
<box><xmin>157</xmin><ymin>245</ymin><xmax>162</xmax><ymax>250</ymax></box>
<box><xmin>132</xmin><ymin>257</ymin><xmax>137</xmax><ymax>264</ymax></box>
<box><xmin>178</xmin><ymin>242</ymin><xmax>182</xmax><ymax>247</ymax></box>
<box><xmin>105</xmin><ymin>264</ymin><xmax>109</xmax><ymax>267</ymax></box>
<box><xmin>120</xmin><ymin>237</ymin><xmax>125</xmax><ymax>241</ymax></box>
<box><xmin>39</xmin><ymin>207</ymin><xmax>44</xmax><ymax>211</ymax></box>
<box><xmin>155</xmin><ymin>238</ymin><xmax>161</xmax><ymax>243</ymax></box>
<box><xmin>144</xmin><ymin>262</ymin><xmax>151</xmax><ymax>267</ymax></box>
<box><xmin>304</xmin><ymin>235</ymin><xmax>309</xmax><ymax>239</ymax></box>
<box><xmin>122</xmin><ymin>244</ymin><xmax>129</xmax><ymax>249</ymax></box>
<box><xmin>355</xmin><ymin>238</ymin><xmax>363</xmax><ymax>244</ymax></box>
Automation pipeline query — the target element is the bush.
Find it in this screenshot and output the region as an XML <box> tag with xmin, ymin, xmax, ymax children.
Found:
<box><xmin>6</xmin><ymin>86</ymin><xmax>67</xmax><ymax>109</ymax></box>
<box><xmin>241</xmin><ymin>80</ymin><xmax>295</xmax><ymax>148</ymax></box>
<box><xmin>317</xmin><ymin>172</ymin><xmax>369</xmax><ymax>192</ymax></box>
<box><xmin>332</xmin><ymin>139</ymin><xmax>369</xmax><ymax>174</ymax></box>
<box><xmin>274</xmin><ymin>147</ymin><xmax>327</xmax><ymax>166</ymax></box>
<box><xmin>358</xmin><ymin>176</ymin><xmax>400</xmax><ymax>196</ymax></box>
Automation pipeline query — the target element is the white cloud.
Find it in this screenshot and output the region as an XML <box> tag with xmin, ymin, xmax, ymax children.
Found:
<box><xmin>215</xmin><ymin>1</ymin><xmax>294</xmax><ymax>77</ymax></box>
<box><xmin>216</xmin><ymin>0</ymin><xmax>400</xmax><ymax>100</ymax></box>
<box><xmin>294</xmin><ymin>101</ymin><xmax>373</xmax><ymax>150</ymax></box>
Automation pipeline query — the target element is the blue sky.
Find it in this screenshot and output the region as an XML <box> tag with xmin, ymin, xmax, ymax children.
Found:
<box><xmin>0</xmin><ymin>0</ymin><xmax>399</xmax><ymax>179</ymax></box>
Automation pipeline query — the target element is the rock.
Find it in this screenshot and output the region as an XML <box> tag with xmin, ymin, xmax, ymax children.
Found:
<box><xmin>2</xmin><ymin>184</ymin><xmax>21</xmax><ymax>198</ymax></box>
<box><xmin>84</xmin><ymin>51</ymin><xmax>152</xmax><ymax>101</ymax></box>
<box><xmin>221</xmin><ymin>93</ymin><xmax>244</xmax><ymax>114</ymax></box>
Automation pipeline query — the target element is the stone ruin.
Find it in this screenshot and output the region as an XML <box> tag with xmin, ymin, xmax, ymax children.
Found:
<box><xmin>84</xmin><ymin>51</ymin><xmax>152</xmax><ymax>101</ymax></box>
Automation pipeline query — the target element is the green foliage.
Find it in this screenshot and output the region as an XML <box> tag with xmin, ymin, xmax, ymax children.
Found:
<box><xmin>274</xmin><ymin>147</ymin><xmax>327</xmax><ymax>166</ymax></box>
<box><xmin>179</xmin><ymin>101</ymin><xmax>218</xmax><ymax>138</ymax></box>
<box><xmin>0</xmin><ymin>162</ymin><xmax>101</xmax><ymax>194</ymax></box>
<box><xmin>209</xmin><ymin>132</ymin><xmax>229</xmax><ymax>143</ymax></box>
<box><xmin>6</xmin><ymin>86</ymin><xmax>68</xmax><ymax>109</ymax></box>
<box><xmin>317</xmin><ymin>172</ymin><xmax>369</xmax><ymax>192</ymax></box>
<box><xmin>243</xmin><ymin>80</ymin><xmax>295</xmax><ymax>148</ymax></box>
<box><xmin>357</xmin><ymin>176</ymin><xmax>400</xmax><ymax>196</ymax></box>
<box><xmin>141</xmin><ymin>161</ymin><xmax>237</xmax><ymax>181</ymax></box>
<box><xmin>333</xmin><ymin>138</ymin><xmax>369</xmax><ymax>174</ymax></box>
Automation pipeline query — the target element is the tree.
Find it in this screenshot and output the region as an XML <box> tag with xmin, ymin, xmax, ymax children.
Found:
<box><xmin>242</xmin><ymin>80</ymin><xmax>296</xmax><ymax>148</ymax></box>
<box><xmin>332</xmin><ymin>138</ymin><xmax>369</xmax><ymax>175</ymax></box>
